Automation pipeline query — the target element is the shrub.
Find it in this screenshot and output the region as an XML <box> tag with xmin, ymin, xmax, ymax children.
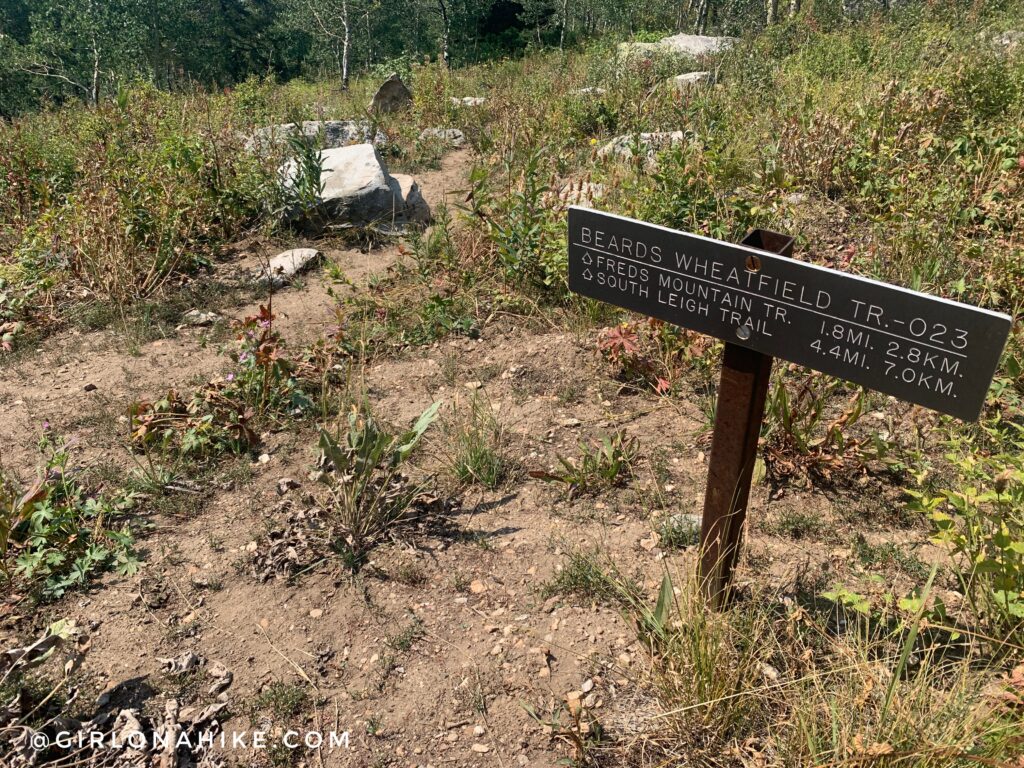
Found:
<box><xmin>908</xmin><ymin>422</ymin><xmax>1024</xmax><ymax>650</ymax></box>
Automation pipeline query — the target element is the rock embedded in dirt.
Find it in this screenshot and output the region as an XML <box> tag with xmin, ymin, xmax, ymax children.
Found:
<box><xmin>280</xmin><ymin>144</ymin><xmax>431</xmax><ymax>233</ymax></box>
<box><xmin>670</xmin><ymin>71</ymin><xmax>712</xmax><ymax>93</ymax></box>
<box><xmin>158</xmin><ymin>650</ymin><xmax>203</xmax><ymax>674</ymax></box>
<box><xmin>181</xmin><ymin>309</ymin><xmax>220</xmax><ymax>327</ymax></box>
<box><xmin>369</xmin><ymin>72</ymin><xmax>413</xmax><ymax>113</ymax></box>
<box><xmin>469</xmin><ymin>579</ymin><xmax>487</xmax><ymax>594</ymax></box>
<box><xmin>419</xmin><ymin>127</ymin><xmax>467</xmax><ymax>147</ymax></box>
<box><xmin>245</xmin><ymin>119</ymin><xmax>387</xmax><ymax>153</ymax></box>
<box><xmin>261</xmin><ymin>248</ymin><xmax>322</xmax><ymax>288</ymax></box>
<box><xmin>571</xmin><ymin>86</ymin><xmax>607</xmax><ymax>96</ymax></box>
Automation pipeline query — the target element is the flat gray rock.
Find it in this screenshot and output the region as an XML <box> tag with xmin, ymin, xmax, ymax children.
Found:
<box><xmin>246</xmin><ymin>120</ymin><xmax>386</xmax><ymax>153</ymax></box>
<box><xmin>571</xmin><ymin>87</ymin><xmax>607</xmax><ymax>97</ymax></box>
<box><xmin>659</xmin><ymin>33</ymin><xmax>736</xmax><ymax>56</ymax></box>
<box><xmin>670</xmin><ymin>71</ymin><xmax>712</xmax><ymax>93</ymax></box>
<box><xmin>419</xmin><ymin>127</ymin><xmax>466</xmax><ymax>147</ymax></box>
<box><xmin>597</xmin><ymin>131</ymin><xmax>685</xmax><ymax>163</ymax></box>
<box><xmin>450</xmin><ymin>96</ymin><xmax>486</xmax><ymax>107</ymax></box>
<box><xmin>369</xmin><ymin>73</ymin><xmax>413</xmax><ymax>114</ymax></box>
<box><xmin>617</xmin><ymin>34</ymin><xmax>735</xmax><ymax>62</ymax></box>
<box><xmin>263</xmin><ymin>248</ymin><xmax>322</xmax><ymax>288</ymax></box>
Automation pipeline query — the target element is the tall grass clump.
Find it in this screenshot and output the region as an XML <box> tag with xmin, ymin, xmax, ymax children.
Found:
<box><xmin>609</xmin><ymin>567</ymin><xmax>1024</xmax><ymax>766</ymax></box>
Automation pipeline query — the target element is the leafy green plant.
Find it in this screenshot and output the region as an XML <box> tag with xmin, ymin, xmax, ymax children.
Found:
<box><xmin>532</xmin><ymin>430</ymin><xmax>639</xmax><ymax>498</ymax></box>
<box><xmin>280</xmin><ymin>127</ymin><xmax>325</xmax><ymax>226</ymax></box>
<box><xmin>908</xmin><ymin>423</ymin><xmax>1024</xmax><ymax>649</ymax></box>
<box><xmin>1</xmin><ymin>436</ymin><xmax>140</xmax><ymax>600</ymax></box>
<box><xmin>316</xmin><ymin>402</ymin><xmax>440</xmax><ymax>568</ymax></box>
<box><xmin>466</xmin><ymin>146</ymin><xmax>567</xmax><ymax>294</ymax></box>
<box><xmin>129</xmin><ymin>305</ymin><xmax>314</xmax><ymax>463</ymax></box>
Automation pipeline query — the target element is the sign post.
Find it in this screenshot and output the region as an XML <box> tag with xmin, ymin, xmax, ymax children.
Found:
<box><xmin>566</xmin><ymin>206</ymin><xmax>1012</xmax><ymax>604</ymax></box>
<box><xmin>698</xmin><ymin>229</ymin><xmax>792</xmax><ymax>605</ymax></box>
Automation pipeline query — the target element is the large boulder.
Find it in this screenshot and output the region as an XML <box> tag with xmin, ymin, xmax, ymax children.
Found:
<box><xmin>246</xmin><ymin>120</ymin><xmax>386</xmax><ymax>153</ymax></box>
<box><xmin>597</xmin><ymin>131</ymin><xmax>685</xmax><ymax>163</ymax></box>
<box><xmin>369</xmin><ymin>73</ymin><xmax>413</xmax><ymax>114</ymax></box>
<box><xmin>659</xmin><ymin>33</ymin><xmax>735</xmax><ymax>56</ymax></box>
<box><xmin>617</xmin><ymin>34</ymin><xmax>735</xmax><ymax>63</ymax></box>
<box><xmin>281</xmin><ymin>144</ymin><xmax>430</xmax><ymax>232</ymax></box>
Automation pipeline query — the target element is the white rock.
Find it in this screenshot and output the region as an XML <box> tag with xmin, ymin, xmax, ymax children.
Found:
<box><xmin>181</xmin><ymin>309</ymin><xmax>220</xmax><ymax>327</ymax></box>
<box><xmin>451</xmin><ymin>96</ymin><xmax>486</xmax><ymax>107</ymax></box>
<box><xmin>246</xmin><ymin>120</ymin><xmax>386</xmax><ymax>153</ymax></box>
<box><xmin>670</xmin><ymin>71</ymin><xmax>712</xmax><ymax>93</ymax></box>
<box><xmin>262</xmin><ymin>248</ymin><xmax>322</xmax><ymax>288</ymax></box>
<box><xmin>419</xmin><ymin>127</ymin><xmax>466</xmax><ymax>147</ymax></box>
<box><xmin>281</xmin><ymin>144</ymin><xmax>429</xmax><ymax>232</ymax></box>
<box><xmin>597</xmin><ymin>131</ymin><xmax>685</xmax><ymax>163</ymax></box>
<box><xmin>572</xmin><ymin>86</ymin><xmax>607</xmax><ymax>96</ymax></box>
<box><xmin>659</xmin><ymin>33</ymin><xmax>736</xmax><ymax>56</ymax></box>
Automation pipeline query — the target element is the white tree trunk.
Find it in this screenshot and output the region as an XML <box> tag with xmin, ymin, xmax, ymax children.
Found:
<box><xmin>341</xmin><ymin>0</ymin><xmax>350</xmax><ymax>90</ymax></box>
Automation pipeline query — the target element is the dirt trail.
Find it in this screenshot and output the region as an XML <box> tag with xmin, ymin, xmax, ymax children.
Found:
<box><xmin>0</xmin><ymin>143</ymin><xmax>887</xmax><ymax>766</ymax></box>
<box><xmin>0</xmin><ymin>150</ymin><xmax>473</xmax><ymax>476</ymax></box>
<box><xmin>1</xmin><ymin>145</ymin><xmax>680</xmax><ymax>766</ymax></box>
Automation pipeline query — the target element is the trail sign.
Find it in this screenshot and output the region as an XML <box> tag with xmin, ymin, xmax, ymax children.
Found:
<box><xmin>568</xmin><ymin>207</ymin><xmax>1011</xmax><ymax>421</ymax></box>
<box><xmin>567</xmin><ymin>206</ymin><xmax>1013</xmax><ymax>605</ymax></box>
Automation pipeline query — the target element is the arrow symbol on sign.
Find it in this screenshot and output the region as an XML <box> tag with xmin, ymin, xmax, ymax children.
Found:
<box><xmin>582</xmin><ymin>251</ymin><xmax>593</xmax><ymax>265</ymax></box>
<box><xmin>583</xmin><ymin>269</ymin><xmax>593</xmax><ymax>280</ymax></box>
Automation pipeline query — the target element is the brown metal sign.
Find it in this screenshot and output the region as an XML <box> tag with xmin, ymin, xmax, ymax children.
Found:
<box><xmin>568</xmin><ymin>207</ymin><xmax>1012</xmax><ymax>421</ymax></box>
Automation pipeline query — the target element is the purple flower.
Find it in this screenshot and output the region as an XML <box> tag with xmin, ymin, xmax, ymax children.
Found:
<box><xmin>226</xmin><ymin>373</ymin><xmax>235</xmax><ymax>382</ymax></box>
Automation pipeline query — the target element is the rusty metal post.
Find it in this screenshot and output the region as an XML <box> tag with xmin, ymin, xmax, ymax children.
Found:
<box><xmin>698</xmin><ymin>229</ymin><xmax>794</xmax><ymax>607</ymax></box>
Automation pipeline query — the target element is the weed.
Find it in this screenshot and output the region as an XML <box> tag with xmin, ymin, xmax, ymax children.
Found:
<box><xmin>908</xmin><ymin>421</ymin><xmax>1024</xmax><ymax>650</ymax></box>
<box><xmin>769</xmin><ymin>509</ymin><xmax>824</xmax><ymax>540</ymax></box>
<box><xmin>1</xmin><ymin>434</ymin><xmax>140</xmax><ymax>601</ymax></box>
<box><xmin>532</xmin><ymin>430</ymin><xmax>638</xmax><ymax>498</ymax></box>
<box><xmin>853</xmin><ymin>534</ymin><xmax>928</xmax><ymax>580</ymax></box>
<box><xmin>445</xmin><ymin>394</ymin><xmax>511</xmax><ymax>489</ymax></box>
<box><xmin>657</xmin><ymin>513</ymin><xmax>701</xmax><ymax>549</ymax></box>
<box><xmin>250</xmin><ymin>681</ymin><xmax>309</xmax><ymax>720</ymax></box>
<box><xmin>540</xmin><ymin>550</ymin><xmax>640</xmax><ymax>606</ymax></box>
<box><xmin>612</xmin><ymin>568</ymin><xmax>1024</xmax><ymax>766</ymax></box>
<box><xmin>316</xmin><ymin>401</ymin><xmax>440</xmax><ymax>568</ymax></box>
<box><xmin>387</xmin><ymin>614</ymin><xmax>424</xmax><ymax>652</ymax></box>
